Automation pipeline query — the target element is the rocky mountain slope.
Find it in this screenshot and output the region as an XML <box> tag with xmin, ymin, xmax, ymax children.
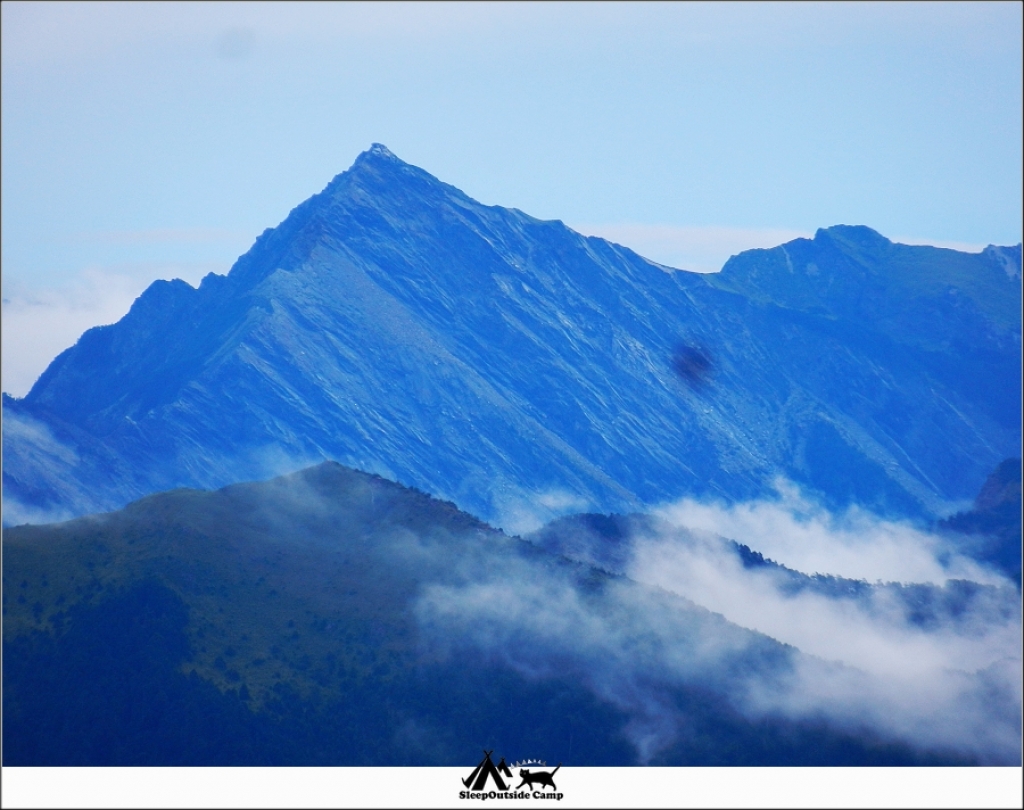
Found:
<box><xmin>3</xmin><ymin>145</ymin><xmax>1020</xmax><ymax>527</ymax></box>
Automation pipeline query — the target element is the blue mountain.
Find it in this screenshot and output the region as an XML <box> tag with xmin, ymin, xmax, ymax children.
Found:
<box><xmin>3</xmin><ymin>144</ymin><xmax>1020</xmax><ymax>527</ymax></box>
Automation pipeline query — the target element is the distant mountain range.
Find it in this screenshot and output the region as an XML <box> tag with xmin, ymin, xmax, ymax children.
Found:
<box><xmin>3</xmin><ymin>144</ymin><xmax>1021</xmax><ymax>528</ymax></box>
<box><xmin>8</xmin><ymin>461</ymin><xmax>1012</xmax><ymax>766</ymax></box>
<box><xmin>2</xmin><ymin>145</ymin><xmax>1021</xmax><ymax>766</ymax></box>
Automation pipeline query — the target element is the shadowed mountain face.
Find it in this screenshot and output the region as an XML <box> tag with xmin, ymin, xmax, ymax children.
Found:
<box><xmin>938</xmin><ymin>458</ymin><xmax>1023</xmax><ymax>586</ymax></box>
<box><xmin>5</xmin><ymin>462</ymin><xmax>1000</xmax><ymax>766</ymax></box>
<box><xmin>2</xmin><ymin>144</ymin><xmax>1021</xmax><ymax>528</ymax></box>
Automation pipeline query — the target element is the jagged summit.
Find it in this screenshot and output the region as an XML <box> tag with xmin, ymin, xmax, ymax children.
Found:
<box><xmin>346</xmin><ymin>142</ymin><xmax>426</xmax><ymax>181</ymax></box>
<box><xmin>3</xmin><ymin>148</ymin><xmax>1019</xmax><ymax>528</ymax></box>
<box><xmin>363</xmin><ymin>142</ymin><xmax>399</xmax><ymax>161</ymax></box>
<box><xmin>346</xmin><ymin>142</ymin><xmax>412</xmax><ymax>177</ymax></box>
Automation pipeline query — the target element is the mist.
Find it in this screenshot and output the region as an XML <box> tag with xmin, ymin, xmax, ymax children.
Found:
<box><xmin>656</xmin><ymin>479</ymin><xmax>999</xmax><ymax>585</ymax></box>
<box><xmin>413</xmin><ymin>482</ymin><xmax>1022</xmax><ymax>764</ymax></box>
<box><xmin>1</xmin><ymin>266</ymin><xmax>213</xmax><ymax>399</ymax></box>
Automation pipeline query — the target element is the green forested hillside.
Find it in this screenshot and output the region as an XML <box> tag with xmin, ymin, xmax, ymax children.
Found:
<box><xmin>2</xmin><ymin>462</ymin><xmax>972</xmax><ymax>766</ymax></box>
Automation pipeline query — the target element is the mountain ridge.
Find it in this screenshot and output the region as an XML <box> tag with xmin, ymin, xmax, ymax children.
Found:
<box><xmin>3</xmin><ymin>145</ymin><xmax>1020</xmax><ymax>528</ymax></box>
<box><xmin>4</xmin><ymin>459</ymin><xmax>994</xmax><ymax>766</ymax></box>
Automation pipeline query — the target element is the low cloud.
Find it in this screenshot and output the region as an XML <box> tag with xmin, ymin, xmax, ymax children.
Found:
<box><xmin>490</xmin><ymin>487</ymin><xmax>594</xmax><ymax>536</ymax></box>
<box><xmin>414</xmin><ymin>482</ymin><xmax>1021</xmax><ymax>764</ymax></box>
<box><xmin>628</xmin><ymin>487</ymin><xmax>1021</xmax><ymax>760</ymax></box>
<box><xmin>236</xmin><ymin>444</ymin><xmax>328</xmax><ymax>486</ymax></box>
<box><xmin>0</xmin><ymin>495</ymin><xmax>77</xmax><ymax>528</ymax></box>
<box><xmin>654</xmin><ymin>479</ymin><xmax>1002</xmax><ymax>585</ymax></box>
<box><xmin>628</xmin><ymin>522</ymin><xmax>1020</xmax><ymax>759</ymax></box>
<box><xmin>415</xmin><ymin>553</ymin><xmax>774</xmax><ymax>764</ymax></box>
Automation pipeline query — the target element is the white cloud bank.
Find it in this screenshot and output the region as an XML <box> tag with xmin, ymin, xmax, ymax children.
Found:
<box><xmin>416</xmin><ymin>482</ymin><xmax>1021</xmax><ymax>764</ymax></box>
<box><xmin>632</xmin><ymin>485</ymin><xmax>1021</xmax><ymax>761</ymax></box>
<box><xmin>653</xmin><ymin>479</ymin><xmax>1001</xmax><ymax>585</ymax></box>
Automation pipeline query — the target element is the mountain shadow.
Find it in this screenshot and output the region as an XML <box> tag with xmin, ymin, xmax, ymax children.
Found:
<box><xmin>938</xmin><ymin>458</ymin><xmax>1022</xmax><ymax>586</ymax></box>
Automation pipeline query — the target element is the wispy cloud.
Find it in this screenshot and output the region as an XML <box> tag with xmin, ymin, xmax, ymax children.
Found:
<box><xmin>0</xmin><ymin>496</ymin><xmax>77</xmax><ymax>528</ymax></box>
<box><xmin>415</xmin><ymin>554</ymin><xmax>770</xmax><ymax>763</ymax></box>
<box><xmin>415</xmin><ymin>482</ymin><xmax>1021</xmax><ymax>764</ymax></box>
<box><xmin>633</xmin><ymin>489</ymin><xmax>1021</xmax><ymax>761</ymax></box>
<box><xmin>490</xmin><ymin>487</ymin><xmax>594</xmax><ymax>536</ymax></box>
<box><xmin>1</xmin><ymin>263</ymin><xmax>222</xmax><ymax>398</ymax></box>
<box><xmin>653</xmin><ymin>479</ymin><xmax>1000</xmax><ymax>585</ymax></box>
<box><xmin>656</xmin><ymin>539</ymin><xmax>1010</xmax><ymax>666</ymax></box>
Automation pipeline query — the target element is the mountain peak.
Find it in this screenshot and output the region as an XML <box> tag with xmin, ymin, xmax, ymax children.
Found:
<box><xmin>5</xmin><ymin>147</ymin><xmax>1020</xmax><ymax>532</ymax></box>
<box><xmin>339</xmin><ymin>142</ymin><xmax>447</xmax><ymax>194</ymax></box>
<box><xmin>814</xmin><ymin>224</ymin><xmax>891</xmax><ymax>248</ymax></box>
<box><xmin>354</xmin><ymin>142</ymin><xmax>402</xmax><ymax>166</ymax></box>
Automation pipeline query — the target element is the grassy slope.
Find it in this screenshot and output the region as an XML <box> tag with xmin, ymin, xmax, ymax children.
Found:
<box><xmin>5</xmin><ymin>462</ymin><xmax>494</xmax><ymax>705</ymax></box>
<box><xmin>3</xmin><ymin>462</ymin><xmax>975</xmax><ymax>765</ymax></box>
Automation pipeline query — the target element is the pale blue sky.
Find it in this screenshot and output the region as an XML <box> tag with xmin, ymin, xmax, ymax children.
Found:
<box><xmin>2</xmin><ymin>1</ymin><xmax>1022</xmax><ymax>396</ymax></box>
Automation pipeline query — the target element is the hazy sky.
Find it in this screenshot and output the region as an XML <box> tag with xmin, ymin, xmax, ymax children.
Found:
<box><xmin>2</xmin><ymin>1</ymin><xmax>1022</xmax><ymax>396</ymax></box>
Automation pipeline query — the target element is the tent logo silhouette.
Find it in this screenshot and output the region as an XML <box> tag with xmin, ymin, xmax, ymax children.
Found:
<box><xmin>462</xmin><ymin>749</ymin><xmax>513</xmax><ymax>791</ymax></box>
